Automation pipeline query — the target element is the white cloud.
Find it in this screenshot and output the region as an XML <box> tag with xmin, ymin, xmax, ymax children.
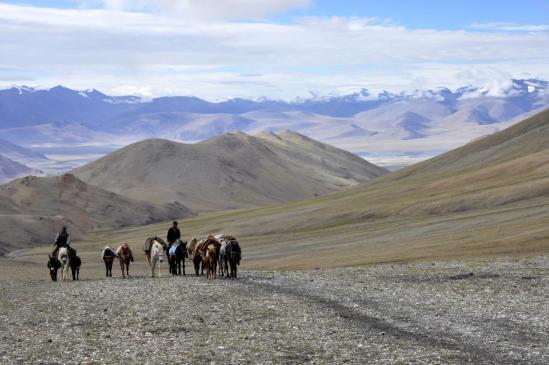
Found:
<box><xmin>0</xmin><ymin>3</ymin><xmax>548</xmax><ymax>99</ymax></box>
<box><xmin>469</xmin><ymin>23</ymin><xmax>549</xmax><ymax>32</ymax></box>
<box><xmin>87</xmin><ymin>0</ymin><xmax>311</xmax><ymax>20</ymax></box>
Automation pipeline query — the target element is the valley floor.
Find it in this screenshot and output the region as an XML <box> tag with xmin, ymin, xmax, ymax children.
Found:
<box><xmin>0</xmin><ymin>257</ymin><xmax>547</xmax><ymax>364</ymax></box>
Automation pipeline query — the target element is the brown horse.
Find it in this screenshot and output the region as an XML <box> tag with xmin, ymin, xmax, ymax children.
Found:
<box><xmin>116</xmin><ymin>243</ymin><xmax>134</xmax><ymax>278</ymax></box>
<box><xmin>187</xmin><ymin>238</ymin><xmax>208</xmax><ymax>276</ymax></box>
<box><xmin>202</xmin><ymin>236</ymin><xmax>221</xmax><ymax>279</ymax></box>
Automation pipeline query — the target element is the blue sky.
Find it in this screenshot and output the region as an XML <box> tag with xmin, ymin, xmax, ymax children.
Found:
<box><xmin>0</xmin><ymin>0</ymin><xmax>547</xmax><ymax>99</ymax></box>
<box><xmin>6</xmin><ymin>0</ymin><xmax>548</xmax><ymax>28</ymax></box>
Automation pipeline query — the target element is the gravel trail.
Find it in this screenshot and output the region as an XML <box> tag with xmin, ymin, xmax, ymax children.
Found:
<box><xmin>0</xmin><ymin>257</ymin><xmax>548</xmax><ymax>364</ymax></box>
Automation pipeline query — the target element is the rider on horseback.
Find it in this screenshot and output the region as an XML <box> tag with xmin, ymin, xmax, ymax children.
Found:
<box><xmin>167</xmin><ymin>221</ymin><xmax>181</xmax><ymax>244</ymax></box>
<box><xmin>51</xmin><ymin>226</ymin><xmax>72</xmax><ymax>257</ymax></box>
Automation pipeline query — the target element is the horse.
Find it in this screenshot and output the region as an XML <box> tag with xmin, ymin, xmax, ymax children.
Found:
<box><xmin>218</xmin><ymin>239</ymin><xmax>229</xmax><ymax>277</ymax></box>
<box><xmin>146</xmin><ymin>237</ymin><xmax>167</xmax><ymax>278</ymax></box>
<box><xmin>116</xmin><ymin>243</ymin><xmax>134</xmax><ymax>278</ymax></box>
<box><xmin>226</xmin><ymin>239</ymin><xmax>242</xmax><ymax>279</ymax></box>
<box><xmin>58</xmin><ymin>247</ymin><xmax>71</xmax><ymax>281</ymax></box>
<box><xmin>186</xmin><ymin>238</ymin><xmax>207</xmax><ymax>276</ymax></box>
<box><xmin>47</xmin><ymin>255</ymin><xmax>61</xmax><ymax>281</ymax></box>
<box><xmin>214</xmin><ymin>234</ymin><xmax>232</xmax><ymax>278</ymax></box>
<box><xmin>168</xmin><ymin>239</ymin><xmax>187</xmax><ymax>276</ymax></box>
<box><xmin>70</xmin><ymin>252</ymin><xmax>81</xmax><ymax>281</ymax></box>
<box><xmin>202</xmin><ymin>236</ymin><xmax>221</xmax><ymax>279</ymax></box>
<box><xmin>101</xmin><ymin>246</ymin><xmax>117</xmax><ymax>277</ymax></box>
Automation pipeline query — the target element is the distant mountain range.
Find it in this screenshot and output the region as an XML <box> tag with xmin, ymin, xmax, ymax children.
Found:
<box><xmin>0</xmin><ymin>79</ymin><xmax>548</xmax><ymax>172</ymax></box>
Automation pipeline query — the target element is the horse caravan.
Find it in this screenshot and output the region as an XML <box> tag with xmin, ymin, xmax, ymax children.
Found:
<box><xmin>48</xmin><ymin>234</ymin><xmax>242</xmax><ymax>281</ymax></box>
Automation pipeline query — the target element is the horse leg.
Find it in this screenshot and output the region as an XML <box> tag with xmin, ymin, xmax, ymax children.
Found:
<box><xmin>126</xmin><ymin>261</ymin><xmax>130</xmax><ymax>277</ymax></box>
<box><xmin>182</xmin><ymin>257</ymin><xmax>185</xmax><ymax>276</ymax></box>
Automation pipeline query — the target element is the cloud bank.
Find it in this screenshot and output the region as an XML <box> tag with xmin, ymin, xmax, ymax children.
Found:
<box><xmin>0</xmin><ymin>3</ymin><xmax>548</xmax><ymax>99</ymax></box>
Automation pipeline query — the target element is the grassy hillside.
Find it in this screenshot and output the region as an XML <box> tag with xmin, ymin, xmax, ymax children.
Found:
<box><xmin>9</xmin><ymin>109</ymin><xmax>549</xmax><ymax>271</ymax></box>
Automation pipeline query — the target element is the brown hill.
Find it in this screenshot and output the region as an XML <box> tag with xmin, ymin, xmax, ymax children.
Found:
<box><xmin>73</xmin><ymin>131</ymin><xmax>387</xmax><ymax>211</ymax></box>
<box><xmin>0</xmin><ymin>174</ymin><xmax>193</xmax><ymax>253</ymax></box>
<box><xmin>86</xmin><ymin>108</ymin><xmax>549</xmax><ymax>269</ymax></box>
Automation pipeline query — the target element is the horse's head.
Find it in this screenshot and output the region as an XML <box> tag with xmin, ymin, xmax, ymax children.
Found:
<box><xmin>121</xmin><ymin>244</ymin><xmax>130</xmax><ymax>255</ymax></box>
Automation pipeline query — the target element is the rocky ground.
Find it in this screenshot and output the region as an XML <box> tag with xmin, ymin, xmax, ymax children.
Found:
<box><xmin>0</xmin><ymin>257</ymin><xmax>548</xmax><ymax>364</ymax></box>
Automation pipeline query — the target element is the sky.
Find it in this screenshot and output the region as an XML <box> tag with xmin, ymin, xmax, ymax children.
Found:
<box><xmin>0</xmin><ymin>0</ymin><xmax>548</xmax><ymax>100</ymax></box>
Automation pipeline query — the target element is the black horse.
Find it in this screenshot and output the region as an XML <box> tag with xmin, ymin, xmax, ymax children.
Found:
<box><xmin>226</xmin><ymin>240</ymin><xmax>241</xmax><ymax>279</ymax></box>
<box><xmin>102</xmin><ymin>246</ymin><xmax>117</xmax><ymax>277</ymax></box>
<box><xmin>68</xmin><ymin>248</ymin><xmax>81</xmax><ymax>281</ymax></box>
<box><xmin>47</xmin><ymin>255</ymin><xmax>61</xmax><ymax>281</ymax></box>
<box><xmin>169</xmin><ymin>239</ymin><xmax>187</xmax><ymax>276</ymax></box>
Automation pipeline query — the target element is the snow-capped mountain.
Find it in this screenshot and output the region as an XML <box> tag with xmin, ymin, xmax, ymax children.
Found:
<box><xmin>0</xmin><ymin>79</ymin><xmax>547</xmax><ymax>171</ymax></box>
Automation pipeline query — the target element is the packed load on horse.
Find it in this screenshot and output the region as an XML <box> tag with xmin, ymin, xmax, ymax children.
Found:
<box><xmin>116</xmin><ymin>243</ymin><xmax>134</xmax><ymax>278</ymax></box>
<box><xmin>202</xmin><ymin>236</ymin><xmax>222</xmax><ymax>279</ymax></box>
<box><xmin>101</xmin><ymin>245</ymin><xmax>117</xmax><ymax>277</ymax></box>
<box><xmin>144</xmin><ymin>237</ymin><xmax>167</xmax><ymax>278</ymax></box>
<box><xmin>143</xmin><ymin>236</ymin><xmax>164</xmax><ymax>264</ymax></box>
<box><xmin>187</xmin><ymin>237</ymin><xmax>208</xmax><ymax>276</ymax></box>
<box><xmin>168</xmin><ymin>239</ymin><xmax>187</xmax><ymax>276</ymax></box>
<box><xmin>215</xmin><ymin>234</ymin><xmax>242</xmax><ymax>278</ymax></box>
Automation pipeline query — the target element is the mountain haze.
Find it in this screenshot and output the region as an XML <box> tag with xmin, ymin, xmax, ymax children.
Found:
<box><xmin>1</xmin><ymin>80</ymin><xmax>547</xmax><ymax>170</ymax></box>
<box><xmin>73</xmin><ymin>131</ymin><xmax>387</xmax><ymax>211</ymax></box>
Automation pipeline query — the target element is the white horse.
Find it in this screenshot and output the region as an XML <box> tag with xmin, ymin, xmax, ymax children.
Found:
<box><xmin>57</xmin><ymin>247</ymin><xmax>70</xmax><ymax>281</ymax></box>
<box><xmin>214</xmin><ymin>234</ymin><xmax>231</xmax><ymax>277</ymax></box>
<box><xmin>149</xmin><ymin>239</ymin><xmax>165</xmax><ymax>278</ymax></box>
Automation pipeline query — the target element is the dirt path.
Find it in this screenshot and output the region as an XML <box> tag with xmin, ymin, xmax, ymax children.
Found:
<box><xmin>0</xmin><ymin>257</ymin><xmax>547</xmax><ymax>364</ymax></box>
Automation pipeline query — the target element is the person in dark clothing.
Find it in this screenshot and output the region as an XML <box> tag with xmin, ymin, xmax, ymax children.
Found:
<box><xmin>167</xmin><ymin>221</ymin><xmax>181</xmax><ymax>244</ymax></box>
<box><xmin>51</xmin><ymin>226</ymin><xmax>70</xmax><ymax>257</ymax></box>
